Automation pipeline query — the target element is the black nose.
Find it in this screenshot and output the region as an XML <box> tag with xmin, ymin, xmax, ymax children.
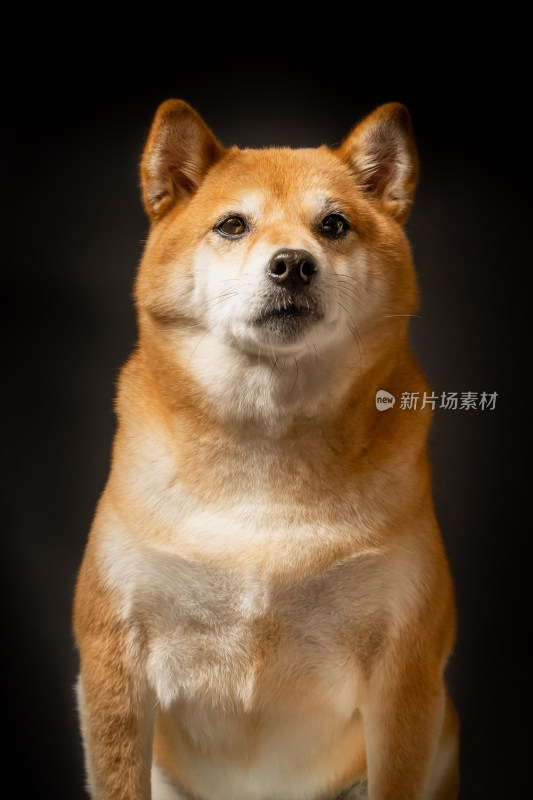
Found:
<box><xmin>268</xmin><ymin>249</ymin><xmax>318</xmax><ymax>288</ymax></box>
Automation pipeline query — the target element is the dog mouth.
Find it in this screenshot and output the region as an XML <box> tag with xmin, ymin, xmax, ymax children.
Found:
<box><xmin>253</xmin><ymin>293</ymin><xmax>323</xmax><ymax>340</ymax></box>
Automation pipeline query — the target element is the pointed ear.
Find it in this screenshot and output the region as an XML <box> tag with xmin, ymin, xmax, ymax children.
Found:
<box><xmin>140</xmin><ymin>99</ymin><xmax>225</xmax><ymax>219</ymax></box>
<box><xmin>337</xmin><ymin>103</ymin><xmax>418</xmax><ymax>223</ymax></box>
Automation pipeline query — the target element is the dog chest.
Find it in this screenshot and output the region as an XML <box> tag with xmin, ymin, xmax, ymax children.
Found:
<box><xmin>128</xmin><ymin>547</ymin><xmax>390</xmax><ymax>717</ymax></box>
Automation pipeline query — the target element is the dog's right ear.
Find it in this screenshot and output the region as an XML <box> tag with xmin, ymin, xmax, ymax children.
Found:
<box><xmin>140</xmin><ymin>99</ymin><xmax>225</xmax><ymax>219</ymax></box>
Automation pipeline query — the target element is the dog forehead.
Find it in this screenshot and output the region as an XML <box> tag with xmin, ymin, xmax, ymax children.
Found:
<box><xmin>204</xmin><ymin>146</ymin><xmax>353</xmax><ymax>213</ymax></box>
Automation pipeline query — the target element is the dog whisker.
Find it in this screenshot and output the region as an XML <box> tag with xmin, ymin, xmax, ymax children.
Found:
<box><xmin>336</xmin><ymin>300</ymin><xmax>366</xmax><ymax>367</ymax></box>
<box><xmin>383</xmin><ymin>313</ymin><xmax>421</xmax><ymax>319</ymax></box>
<box><xmin>185</xmin><ymin>324</ymin><xmax>218</xmax><ymax>371</ymax></box>
<box><xmin>193</xmin><ymin>290</ymin><xmax>239</xmax><ymax>313</ymax></box>
<box><xmin>268</xmin><ymin>349</ymin><xmax>281</xmax><ymax>380</ymax></box>
<box><xmin>334</xmin><ymin>273</ymin><xmax>385</xmax><ymax>300</ymax></box>
<box><xmin>280</xmin><ymin>355</ymin><xmax>299</xmax><ymax>401</ymax></box>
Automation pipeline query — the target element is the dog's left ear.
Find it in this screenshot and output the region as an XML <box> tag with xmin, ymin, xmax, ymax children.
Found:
<box><xmin>140</xmin><ymin>99</ymin><xmax>225</xmax><ymax>219</ymax></box>
<box><xmin>337</xmin><ymin>103</ymin><xmax>418</xmax><ymax>223</ymax></box>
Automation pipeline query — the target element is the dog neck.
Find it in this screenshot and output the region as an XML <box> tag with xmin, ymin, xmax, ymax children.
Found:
<box><xmin>128</xmin><ymin>314</ymin><xmax>420</xmax><ymax>444</ymax></box>
<box><xmin>111</xmin><ymin>319</ymin><xmax>431</xmax><ymax>556</ymax></box>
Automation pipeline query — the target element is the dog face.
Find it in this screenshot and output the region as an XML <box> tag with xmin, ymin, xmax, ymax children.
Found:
<box><xmin>137</xmin><ymin>102</ymin><xmax>418</xmax><ymax>359</ymax></box>
<box><xmin>175</xmin><ymin>147</ymin><xmax>361</xmax><ymax>356</ymax></box>
<box><xmin>133</xmin><ymin>102</ymin><xmax>420</xmax><ymax>431</ymax></box>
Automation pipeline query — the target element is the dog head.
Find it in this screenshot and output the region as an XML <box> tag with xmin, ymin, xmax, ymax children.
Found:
<box><xmin>135</xmin><ymin>100</ymin><xmax>419</xmax><ymax>423</ymax></box>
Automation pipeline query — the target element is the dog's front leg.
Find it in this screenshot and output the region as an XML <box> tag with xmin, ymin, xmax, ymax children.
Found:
<box><xmin>76</xmin><ymin>629</ymin><xmax>155</xmax><ymax>800</ymax></box>
<box><xmin>74</xmin><ymin>560</ymin><xmax>156</xmax><ymax>800</ymax></box>
<box><xmin>362</xmin><ymin>669</ymin><xmax>452</xmax><ymax>800</ymax></box>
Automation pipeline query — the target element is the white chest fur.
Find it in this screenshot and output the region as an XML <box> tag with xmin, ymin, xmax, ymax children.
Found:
<box><xmin>99</xmin><ymin>487</ymin><xmax>413</xmax><ymax>705</ymax></box>
<box><xmin>135</xmin><ymin>546</ymin><xmax>382</xmax><ymax>798</ymax></box>
<box><xmin>106</xmin><ymin>523</ymin><xmax>388</xmax><ymax>694</ymax></box>
<box><xmin>140</xmin><ymin>550</ymin><xmax>381</xmax><ymax>708</ymax></box>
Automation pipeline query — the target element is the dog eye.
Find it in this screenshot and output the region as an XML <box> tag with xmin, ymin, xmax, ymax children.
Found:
<box><xmin>216</xmin><ymin>216</ymin><xmax>247</xmax><ymax>237</ymax></box>
<box><xmin>317</xmin><ymin>213</ymin><xmax>350</xmax><ymax>239</ymax></box>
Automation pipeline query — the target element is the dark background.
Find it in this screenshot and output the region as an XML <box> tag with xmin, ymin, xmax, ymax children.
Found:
<box><xmin>2</xmin><ymin>32</ymin><xmax>527</xmax><ymax>799</ymax></box>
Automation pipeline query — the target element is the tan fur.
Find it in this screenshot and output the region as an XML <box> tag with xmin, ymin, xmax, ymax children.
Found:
<box><xmin>74</xmin><ymin>99</ymin><xmax>459</xmax><ymax>799</ymax></box>
<box><xmin>74</xmin><ymin>528</ymin><xmax>155</xmax><ymax>800</ymax></box>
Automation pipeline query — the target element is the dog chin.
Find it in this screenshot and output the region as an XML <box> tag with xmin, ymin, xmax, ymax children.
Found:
<box><xmin>228</xmin><ymin>305</ymin><xmax>324</xmax><ymax>354</ymax></box>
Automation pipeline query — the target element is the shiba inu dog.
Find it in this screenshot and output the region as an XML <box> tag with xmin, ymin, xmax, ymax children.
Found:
<box><xmin>73</xmin><ymin>99</ymin><xmax>459</xmax><ymax>800</ymax></box>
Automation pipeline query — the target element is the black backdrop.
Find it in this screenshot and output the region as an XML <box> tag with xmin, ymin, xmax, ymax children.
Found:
<box><xmin>2</xmin><ymin>34</ymin><xmax>527</xmax><ymax>800</ymax></box>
